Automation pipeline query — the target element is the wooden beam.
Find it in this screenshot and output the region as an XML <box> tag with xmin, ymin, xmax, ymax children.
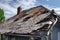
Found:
<box><xmin>5</xmin><ymin>33</ymin><xmax>47</xmax><ymax>38</ymax></box>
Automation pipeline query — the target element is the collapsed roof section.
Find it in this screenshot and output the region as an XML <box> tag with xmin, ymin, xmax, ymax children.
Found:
<box><xmin>0</xmin><ymin>5</ymin><xmax>57</xmax><ymax>34</ymax></box>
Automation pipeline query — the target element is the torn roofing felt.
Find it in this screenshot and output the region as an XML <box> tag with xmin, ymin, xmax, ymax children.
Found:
<box><xmin>0</xmin><ymin>5</ymin><xmax>57</xmax><ymax>34</ymax></box>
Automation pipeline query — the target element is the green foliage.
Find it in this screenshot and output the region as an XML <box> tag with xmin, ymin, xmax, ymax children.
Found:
<box><xmin>0</xmin><ymin>8</ymin><xmax>5</xmax><ymax>22</ymax></box>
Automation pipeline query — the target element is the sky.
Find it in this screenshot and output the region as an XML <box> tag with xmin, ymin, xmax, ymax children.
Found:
<box><xmin>0</xmin><ymin>0</ymin><xmax>60</xmax><ymax>19</ymax></box>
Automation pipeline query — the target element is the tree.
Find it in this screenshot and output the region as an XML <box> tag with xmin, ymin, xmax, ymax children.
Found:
<box><xmin>0</xmin><ymin>8</ymin><xmax>5</xmax><ymax>22</ymax></box>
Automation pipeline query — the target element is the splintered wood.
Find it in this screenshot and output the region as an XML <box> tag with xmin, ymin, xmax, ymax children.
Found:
<box><xmin>0</xmin><ymin>6</ymin><xmax>56</xmax><ymax>34</ymax></box>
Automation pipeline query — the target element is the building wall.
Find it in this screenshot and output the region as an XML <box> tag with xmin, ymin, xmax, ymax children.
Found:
<box><xmin>52</xmin><ymin>20</ymin><xmax>60</xmax><ymax>40</ymax></box>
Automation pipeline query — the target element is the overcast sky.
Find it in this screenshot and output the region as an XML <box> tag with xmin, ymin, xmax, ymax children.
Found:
<box><xmin>0</xmin><ymin>0</ymin><xmax>60</xmax><ymax>19</ymax></box>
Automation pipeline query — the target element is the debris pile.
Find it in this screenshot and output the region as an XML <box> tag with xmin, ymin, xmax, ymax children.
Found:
<box><xmin>0</xmin><ymin>5</ymin><xmax>57</xmax><ymax>35</ymax></box>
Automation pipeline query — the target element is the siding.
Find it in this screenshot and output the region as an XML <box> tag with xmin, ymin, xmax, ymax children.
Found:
<box><xmin>52</xmin><ymin>21</ymin><xmax>60</xmax><ymax>40</ymax></box>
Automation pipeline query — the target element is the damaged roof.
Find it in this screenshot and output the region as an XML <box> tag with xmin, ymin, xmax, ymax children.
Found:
<box><xmin>0</xmin><ymin>5</ymin><xmax>57</xmax><ymax>34</ymax></box>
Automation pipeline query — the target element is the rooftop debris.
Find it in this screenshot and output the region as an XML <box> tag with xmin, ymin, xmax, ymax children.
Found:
<box><xmin>0</xmin><ymin>5</ymin><xmax>57</xmax><ymax>35</ymax></box>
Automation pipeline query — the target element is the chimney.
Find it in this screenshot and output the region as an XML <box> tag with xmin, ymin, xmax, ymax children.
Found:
<box><xmin>17</xmin><ymin>6</ymin><xmax>22</xmax><ymax>15</ymax></box>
